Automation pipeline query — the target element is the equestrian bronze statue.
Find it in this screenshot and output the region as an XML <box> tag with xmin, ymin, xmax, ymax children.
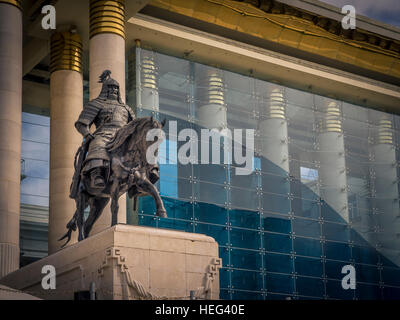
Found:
<box><xmin>59</xmin><ymin>70</ymin><xmax>167</xmax><ymax>247</ymax></box>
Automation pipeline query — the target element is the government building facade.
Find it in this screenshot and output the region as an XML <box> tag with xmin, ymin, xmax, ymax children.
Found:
<box><xmin>1</xmin><ymin>0</ymin><xmax>400</xmax><ymax>299</ymax></box>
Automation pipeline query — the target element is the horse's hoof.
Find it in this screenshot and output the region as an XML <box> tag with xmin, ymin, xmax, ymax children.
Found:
<box><xmin>157</xmin><ymin>210</ymin><xmax>167</xmax><ymax>218</ymax></box>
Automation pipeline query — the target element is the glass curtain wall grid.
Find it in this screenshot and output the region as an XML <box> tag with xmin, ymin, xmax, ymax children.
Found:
<box><xmin>133</xmin><ymin>47</ymin><xmax>400</xmax><ymax>300</ymax></box>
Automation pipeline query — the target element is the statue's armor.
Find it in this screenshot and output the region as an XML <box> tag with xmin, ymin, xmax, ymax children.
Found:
<box><xmin>76</xmin><ymin>97</ymin><xmax>135</xmax><ymax>173</ymax></box>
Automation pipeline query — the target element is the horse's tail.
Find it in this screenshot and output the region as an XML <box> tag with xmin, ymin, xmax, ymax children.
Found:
<box><xmin>58</xmin><ymin>210</ymin><xmax>78</xmax><ymax>248</ymax></box>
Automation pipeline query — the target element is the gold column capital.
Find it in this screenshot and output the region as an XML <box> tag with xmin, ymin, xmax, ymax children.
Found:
<box><xmin>90</xmin><ymin>0</ymin><xmax>126</xmax><ymax>39</ymax></box>
<box><xmin>50</xmin><ymin>32</ymin><xmax>83</xmax><ymax>74</ymax></box>
<box><xmin>0</xmin><ymin>0</ymin><xmax>22</xmax><ymax>10</ymax></box>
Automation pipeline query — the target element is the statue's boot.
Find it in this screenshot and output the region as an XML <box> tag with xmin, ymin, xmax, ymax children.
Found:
<box><xmin>91</xmin><ymin>168</ymin><xmax>105</xmax><ymax>188</ymax></box>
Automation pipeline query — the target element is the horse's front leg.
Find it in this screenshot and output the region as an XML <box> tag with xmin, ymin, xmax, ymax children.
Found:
<box><xmin>137</xmin><ymin>175</ymin><xmax>167</xmax><ymax>218</ymax></box>
<box><xmin>110</xmin><ymin>180</ymin><xmax>121</xmax><ymax>226</ymax></box>
<box><xmin>77</xmin><ymin>192</ymin><xmax>88</xmax><ymax>241</ymax></box>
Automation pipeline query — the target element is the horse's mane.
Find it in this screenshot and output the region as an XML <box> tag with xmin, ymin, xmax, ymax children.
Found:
<box><xmin>106</xmin><ymin>117</ymin><xmax>154</xmax><ymax>153</ymax></box>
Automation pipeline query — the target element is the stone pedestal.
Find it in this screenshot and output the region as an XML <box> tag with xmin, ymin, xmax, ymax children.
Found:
<box><xmin>0</xmin><ymin>225</ymin><xmax>221</xmax><ymax>300</ymax></box>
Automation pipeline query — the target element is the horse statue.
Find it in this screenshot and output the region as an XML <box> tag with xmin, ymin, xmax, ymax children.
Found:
<box><xmin>59</xmin><ymin>116</ymin><xmax>167</xmax><ymax>247</ymax></box>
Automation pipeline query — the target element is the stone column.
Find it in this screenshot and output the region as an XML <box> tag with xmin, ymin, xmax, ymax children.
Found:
<box><xmin>0</xmin><ymin>0</ymin><xmax>22</xmax><ymax>278</ymax></box>
<box><xmin>259</xmin><ymin>88</ymin><xmax>289</xmax><ymax>174</ymax></box>
<box><xmin>197</xmin><ymin>69</ymin><xmax>226</xmax><ymax>130</ymax></box>
<box><xmin>371</xmin><ymin>116</ymin><xmax>400</xmax><ymax>264</ymax></box>
<box><xmin>259</xmin><ymin>88</ymin><xmax>290</xmax><ymax>214</ymax></box>
<box><xmin>138</xmin><ymin>49</ymin><xmax>159</xmax><ymax>113</ymax></box>
<box><xmin>48</xmin><ymin>32</ymin><xmax>83</xmax><ymax>254</ymax></box>
<box><xmin>89</xmin><ymin>0</ymin><xmax>127</xmax><ymax>234</ymax></box>
<box><xmin>318</xmin><ymin>101</ymin><xmax>349</xmax><ymax>222</ymax></box>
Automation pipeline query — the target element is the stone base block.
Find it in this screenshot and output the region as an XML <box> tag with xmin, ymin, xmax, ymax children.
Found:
<box><xmin>0</xmin><ymin>224</ymin><xmax>221</xmax><ymax>300</ymax></box>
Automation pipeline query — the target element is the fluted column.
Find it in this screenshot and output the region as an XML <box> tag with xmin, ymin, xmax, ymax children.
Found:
<box><xmin>48</xmin><ymin>32</ymin><xmax>83</xmax><ymax>254</ymax></box>
<box><xmin>371</xmin><ymin>116</ymin><xmax>400</xmax><ymax>264</ymax></box>
<box><xmin>89</xmin><ymin>0</ymin><xmax>126</xmax><ymax>234</ymax></box>
<box><xmin>197</xmin><ymin>69</ymin><xmax>226</xmax><ymax>130</ymax></box>
<box><xmin>259</xmin><ymin>88</ymin><xmax>289</xmax><ymax>174</ymax></box>
<box><xmin>0</xmin><ymin>0</ymin><xmax>22</xmax><ymax>278</ymax></box>
<box><xmin>259</xmin><ymin>88</ymin><xmax>290</xmax><ymax>214</ymax></box>
<box><xmin>318</xmin><ymin>101</ymin><xmax>349</xmax><ymax>222</ymax></box>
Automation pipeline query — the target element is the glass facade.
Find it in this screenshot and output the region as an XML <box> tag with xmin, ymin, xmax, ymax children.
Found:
<box><xmin>21</xmin><ymin>113</ymin><xmax>50</xmax><ymax>207</ymax></box>
<box><xmin>18</xmin><ymin>47</ymin><xmax>400</xmax><ymax>300</ymax></box>
<box><xmin>134</xmin><ymin>47</ymin><xmax>400</xmax><ymax>300</ymax></box>
<box><xmin>20</xmin><ymin>112</ymin><xmax>50</xmax><ymax>265</ymax></box>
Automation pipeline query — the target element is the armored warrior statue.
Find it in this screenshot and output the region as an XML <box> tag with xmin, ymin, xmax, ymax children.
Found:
<box><xmin>62</xmin><ymin>69</ymin><xmax>166</xmax><ymax>245</ymax></box>
<box><xmin>75</xmin><ymin>70</ymin><xmax>135</xmax><ymax>189</ymax></box>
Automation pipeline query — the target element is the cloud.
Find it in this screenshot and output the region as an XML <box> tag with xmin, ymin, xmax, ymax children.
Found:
<box><xmin>318</xmin><ymin>0</ymin><xmax>400</xmax><ymax>27</ymax></box>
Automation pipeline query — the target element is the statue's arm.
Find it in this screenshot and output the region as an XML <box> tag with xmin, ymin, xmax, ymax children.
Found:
<box><xmin>75</xmin><ymin>101</ymin><xmax>101</xmax><ymax>139</ymax></box>
<box><xmin>75</xmin><ymin>122</ymin><xmax>92</xmax><ymax>139</ymax></box>
<box><xmin>126</xmin><ymin>104</ymin><xmax>136</xmax><ymax>122</ymax></box>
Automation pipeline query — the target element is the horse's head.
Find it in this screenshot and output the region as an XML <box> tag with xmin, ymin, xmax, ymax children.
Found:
<box><xmin>107</xmin><ymin>116</ymin><xmax>166</xmax><ymax>157</ymax></box>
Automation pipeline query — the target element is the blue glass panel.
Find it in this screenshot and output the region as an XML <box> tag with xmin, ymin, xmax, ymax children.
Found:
<box><xmin>382</xmin><ymin>267</ymin><xmax>400</xmax><ymax>287</ymax></box>
<box><xmin>22</xmin><ymin>122</ymin><xmax>50</xmax><ymax>143</ymax></box>
<box><xmin>260</xmin><ymin>157</ymin><xmax>287</xmax><ymax>177</ymax></box>
<box><xmin>262</xmin><ymin>214</ymin><xmax>291</xmax><ymax>234</ymax></box>
<box><xmin>177</xmin><ymin>163</ymin><xmax>192</xmax><ymax>180</ymax></box>
<box><xmin>230</xmin><ymin>209</ymin><xmax>260</xmax><ymax>230</ymax></box>
<box><xmin>230</xmin><ymin>248</ymin><xmax>262</xmax><ymax>271</ymax></box>
<box><xmin>230</xmin><ymin>187</ymin><xmax>259</xmax><ymax>211</ymax></box>
<box><xmin>380</xmin><ymin>253</ymin><xmax>400</xmax><ymax>268</ymax></box>
<box><xmin>232</xmin><ymin>291</ymin><xmax>264</xmax><ymax>300</ymax></box>
<box><xmin>295</xmin><ymin>257</ymin><xmax>323</xmax><ymax>277</ymax></box>
<box><xmin>219</xmin><ymin>268</ymin><xmax>231</xmax><ymax>289</ymax></box>
<box><xmin>291</xmin><ymin>179</ymin><xmax>319</xmax><ymax>201</ymax></box>
<box><xmin>292</xmin><ymin>198</ymin><xmax>320</xmax><ymax>219</ymax></box>
<box><xmin>265</xmin><ymin>273</ymin><xmax>294</xmax><ymax>294</ymax></box>
<box><xmin>322</xmin><ymin>222</ymin><xmax>350</xmax><ymax>242</ymax></box>
<box><xmin>194</xmin><ymin>202</ymin><xmax>227</xmax><ymax>225</ymax></box>
<box><xmin>195</xmin><ymin>223</ymin><xmax>229</xmax><ymax>245</ymax></box>
<box><xmin>157</xmin><ymin>218</ymin><xmax>193</xmax><ymax>232</ymax></box>
<box><xmin>177</xmin><ymin>178</ymin><xmax>193</xmax><ymax>200</ymax></box>
<box><xmin>324</xmin><ymin>241</ymin><xmax>351</xmax><ymax>261</ymax></box>
<box><xmin>293</xmin><ymin>218</ymin><xmax>321</xmax><ymax>238</ymax></box>
<box><xmin>24</xmin><ymin>159</ymin><xmax>49</xmax><ymax>179</ymax></box>
<box><xmin>352</xmin><ymin>246</ymin><xmax>379</xmax><ymax>265</ymax></box>
<box><xmin>231</xmin><ymin>270</ymin><xmax>263</xmax><ymax>291</ymax></box>
<box><xmin>326</xmin><ymin>280</ymin><xmax>354</xmax><ymax>300</ymax></box>
<box><xmin>194</xmin><ymin>164</ymin><xmax>227</xmax><ymax>185</ymax></box>
<box><xmin>230</xmin><ymin>228</ymin><xmax>261</xmax><ymax>250</ymax></box>
<box><xmin>296</xmin><ymin>276</ymin><xmax>324</xmax><ymax>297</ymax></box>
<box><xmin>266</xmin><ymin>293</ymin><xmax>293</xmax><ymax>300</ymax></box>
<box><xmin>325</xmin><ymin>260</ymin><xmax>347</xmax><ymax>280</ymax></box>
<box><xmin>220</xmin><ymin>289</ymin><xmax>231</xmax><ymax>300</ymax></box>
<box><xmin>293</xmin><ymin>237</ymin><xmax>322</xmax><ymax>258</ymax></box>
<box><xmin>350</xmin><ymin>228</ymin><xmax>370</xmax><ymax>246</ymax></box>
<box><xmin>138</xmin><ymin>196</ymin><xmax>156</xmax><ymax>214</ymax></box>
<box><xmin>160</xmin><ymin>165</ymin><xmax>178</xmax><ymax>198</ymax></box>
<box><xmin>230</xmin><ymin>168</ymin><xmax>259</xmax><ymax>190</ymax></box>
<box><xmin>261</xmin><ymin>173</ymin><xmax>290</xmax><ymax>196</ymax></box>
<box><xmin>163</xmin><ymin>198</ymin><xmax>193</xmax><ymax>220</ymax></box>
<box><xmin>382</xmin><ymin>286</ymin><xmax>400</xmax><ymax>300</ymax></box>
<box><xmin>355</xmin><ymin>264</ymin><xmax>380</xmax><ymax>284</ymax></box>
<box><xmin>264</xmin><ymin>253</ymin><xmax>293</xmax><ymax>274</ymax></box>
<box><xmin>195</xmin><ymin>181</ymin><xmax>227</xmax><ymax>206</ymax></box>
<box><xmin>262</xmin><ymin>192</ymin><xmax>291</xmax><ymax>215</ymax></box>
<box><xmin>355</xmin><ymin>283</ymin><xmax>381</xmax><ymax>300</ymax></box>
<box><xmin>321</xmin><ymin>201</ymin><xmax>346</xmax><ymax>223</ymax></box>
<box><xmin>264</xmin><ymin>233</ymin><xmax>293</xmax><ymax>254</ymax></box>
<box><xmin>138</xmin><ymin>214</ymin><xmax>157</xmax><ymax>228</ymax></box>
<box><xmin>219</xmin><ymin>246</ymin><xmax>230</xmax><ymax>268</ymax></box>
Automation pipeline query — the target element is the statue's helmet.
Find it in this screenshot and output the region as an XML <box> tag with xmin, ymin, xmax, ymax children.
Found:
<box><xmin>98</xmin><ymin>70</ymin><xmax>122</xmax><ymax>102</ymax></box>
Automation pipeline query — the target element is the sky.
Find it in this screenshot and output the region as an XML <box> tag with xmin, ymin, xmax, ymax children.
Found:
<box><xmin>318</xmin><ymin>0</ymin><xmax>400</xmax><ymax>28</ymax></box>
